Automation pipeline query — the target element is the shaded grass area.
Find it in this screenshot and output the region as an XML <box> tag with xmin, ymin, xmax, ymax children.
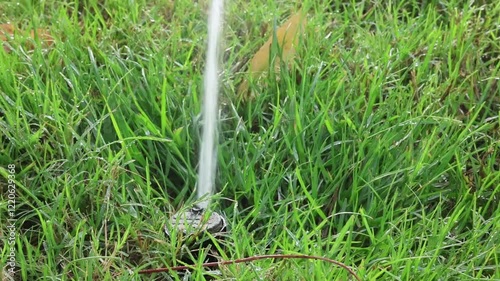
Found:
<box><xmin>0</xmin><ymin>0</ymin><xmax>499</xmax><ymax>280</ymax></box>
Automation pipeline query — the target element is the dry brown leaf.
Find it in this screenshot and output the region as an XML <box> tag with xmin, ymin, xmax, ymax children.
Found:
<box><xmin>1</xmin><ymin>23</ymin><xmax>54</xmax><ymax>53</ymax></box>
<box><xmin>238</xmin><ymin>10</ymin><xmax>307</xmax><ymax>100</ymax></box>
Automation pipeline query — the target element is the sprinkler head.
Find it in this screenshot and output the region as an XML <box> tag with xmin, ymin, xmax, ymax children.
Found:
<box><xmin>164</xmin><ymin>207</ymin><xmax>227</xmax><ymax>278</ymax></box>
<box><xmin>165</xmin><ymin>207</ymin><xmax>226</xmax><ymax>238</ymax></box>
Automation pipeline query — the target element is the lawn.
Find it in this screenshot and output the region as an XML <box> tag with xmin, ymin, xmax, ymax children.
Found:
<box><xmin>1</xmin><ymin>0</ymin><xmax>499</xmax><ymax>280</ymax></box>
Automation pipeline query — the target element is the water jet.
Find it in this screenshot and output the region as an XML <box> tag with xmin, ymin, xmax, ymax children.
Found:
<box><xmin>166</xmin><ymin>0</ymin><xmax>226</xmax><ymax>244</ymax></box>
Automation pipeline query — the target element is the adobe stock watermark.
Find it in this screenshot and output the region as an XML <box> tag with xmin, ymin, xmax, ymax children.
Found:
<box><xmin>5</xmin><ymin>164</ymin><xmax>17</xmax><ymax>279</ymax></box>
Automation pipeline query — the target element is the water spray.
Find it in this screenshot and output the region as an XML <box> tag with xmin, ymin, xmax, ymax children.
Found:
<box><xmin>196</xmin><ymin>0</ymin><xmax>224</xmax><ymax>210</ymax></box>
<box><xmin>166</xmin><ymin>0</ymin><xmax>226</xmax><ymax>239</ymax></box>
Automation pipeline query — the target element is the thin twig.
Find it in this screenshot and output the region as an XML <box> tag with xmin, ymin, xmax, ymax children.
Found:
<box><xmin>138</xmin><ymin>254</ymin><xmax>361</xmax><ymax>281</ymax></box>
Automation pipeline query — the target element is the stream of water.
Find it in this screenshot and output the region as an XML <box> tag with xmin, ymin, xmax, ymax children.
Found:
<box><xmin>196</xmin><ymin>0</ymin><xmax>224</xmax><ymax>209</ymax></box>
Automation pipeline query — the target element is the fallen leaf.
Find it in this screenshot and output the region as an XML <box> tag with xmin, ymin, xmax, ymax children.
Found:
<box><xmin>1</xmin><ymin>23</ymin><xmax>54</xmax><ymax>53</ymax></box>
<box><xmin>238</xmin><ymin>10</ymin><xmax>307</xmax><ymax>100</ymax></box>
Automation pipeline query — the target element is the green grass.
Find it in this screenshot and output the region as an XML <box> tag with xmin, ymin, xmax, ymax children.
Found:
<box><xmin>1</xmin><ymin>0</ymin><xmax>499</xmax><ymax>280</ymax></box>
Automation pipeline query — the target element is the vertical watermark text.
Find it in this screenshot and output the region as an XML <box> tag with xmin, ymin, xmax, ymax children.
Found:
<box><xmin>5</xmin><ymin>164</ymin><xmax>17</xmax><ymax>279</ymax></box>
